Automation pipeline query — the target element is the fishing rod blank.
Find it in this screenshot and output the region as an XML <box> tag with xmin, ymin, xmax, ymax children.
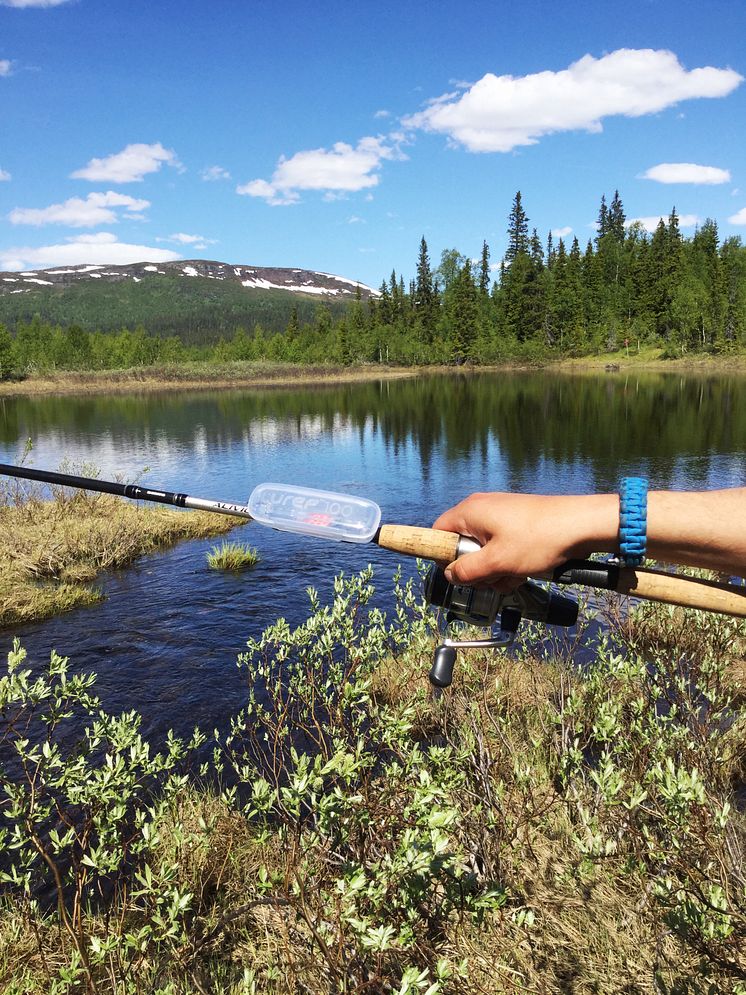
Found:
<box><xmin>0</xmin><ymin>462</ymin><xmax>254</xmax><ymax>521</ymax></box>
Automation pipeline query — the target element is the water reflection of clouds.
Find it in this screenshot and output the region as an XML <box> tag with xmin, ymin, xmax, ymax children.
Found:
<box><xmin>243</xmin><ymin>414</ymin><xmax>359</xmax><ymax>446</ymax></box>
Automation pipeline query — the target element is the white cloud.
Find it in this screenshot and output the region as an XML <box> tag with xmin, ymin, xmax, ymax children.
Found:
<box><xmin>201</xmin><ymin>165</ymin><xmax>231</xmax><ymax>181</ymax></box>
<box><xmin>1</xmin><ymin>232</ymin><xmax>181</xmax><ymax>270</ymax></box>
<box><xmin>156</xmin><ymin>232</ymin><xmax>217</xmax><ymax>250</ymax></box>
<box><xmin>627</xmin><ymin>213</ymin><xmax>700</xmax><ymax>233</ymax></box>
<box><xmin>0</xmin><ymin>168</ymin><xmax>10</xmax><ymax>181</ymax></box>
<box><xmin>0</xmin><ymin>0</ymin><xmax>74</xmax><ymax>6</ymax></box>
<box><xmin>728</xmin><ymin>208</ymin><xmax>746</xmax><ymax>225</ymax></box>
<box><xmin>403</xmin><ymin>49</ymin><xmax>743</xmax><ymax>153</ymax></box>
<box><xmin>238</xmin><ymin>136</ymin><xmax>405</xmax><ymax>206</ymax></box>
<box><xmin>640</xmin><ymin>162</ymin><xmax>731</xmax><ymax>184</ymax></box>
<box><xmin>0</xmin><ymin>60</ymin><xmax>12</xmax><ymax>76</ymax></box>
<box><xmin>71</xmin><ymin>142</ymin><xmax>181</xmax><ymax>182</ymax></box>
<box><xmin>9</xmin><ymin>191</ymin><xmax>150</xmax><ymax>227</ymax></box>
<box><xmin>168</xmin><ymin>232</ymin><xmax>212</xmax><ymax>244</ymax></box>
<box><xmin>551</xmin><ymin>226</ymin><xmax>573</xmax><ymax>238</ymax></box>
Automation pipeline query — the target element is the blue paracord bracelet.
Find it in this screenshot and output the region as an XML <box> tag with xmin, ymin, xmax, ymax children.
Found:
<box><xmin>619</xmin><ymin>477</ymin><xmax>648</xmax><ymax>567</ymax></box>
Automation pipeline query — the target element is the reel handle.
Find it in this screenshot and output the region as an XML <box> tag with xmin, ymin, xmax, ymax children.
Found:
<box><xmin>429</xmin><ymin>645</ymin><xmax>457</xmax><ymax>688</ymax></box>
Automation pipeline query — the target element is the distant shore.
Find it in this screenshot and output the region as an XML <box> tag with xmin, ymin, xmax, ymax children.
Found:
<box><xmin>0</xmin><ymin>362</ymin><xmax>422</xmax><ymax>397</ymax></box>
<box><xmin>1</xmin><ymin>350</ymin><xmax>745</xmax><ymax>398</ymax></box>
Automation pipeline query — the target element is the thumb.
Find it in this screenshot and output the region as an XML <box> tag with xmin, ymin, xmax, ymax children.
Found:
<box><xmin>444</xmin><ymin>546</ymin><xmax>497</xmax><ymax>585</ymax></box>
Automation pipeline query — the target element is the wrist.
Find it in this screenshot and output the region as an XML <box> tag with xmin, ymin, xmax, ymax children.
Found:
<box><xmin>563</xmin><ymin>493</ymin><xmax>620</xmax><ymax>561</ymax></box>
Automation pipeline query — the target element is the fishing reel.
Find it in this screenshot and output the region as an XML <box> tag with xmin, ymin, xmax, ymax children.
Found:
<box><xmin>424</xmin><ymin>565</ymin><xmax>579</xmax><ymax>688</ymax></box>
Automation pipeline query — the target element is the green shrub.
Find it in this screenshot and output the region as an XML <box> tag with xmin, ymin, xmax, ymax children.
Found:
<box><xmin>0</xmin><ymin>571</ymin><xmax>743</xmax><ymax>993</ymax></box>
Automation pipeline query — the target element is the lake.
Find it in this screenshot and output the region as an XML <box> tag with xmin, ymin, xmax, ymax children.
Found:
<box><xmin>1</xmin><ymin>369</ymin><xmax>744</xmax><ymax>743</ymax></box>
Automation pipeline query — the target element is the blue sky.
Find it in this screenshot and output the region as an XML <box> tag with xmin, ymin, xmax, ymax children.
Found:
<box><xmin>1</xmin><ymin>0</ymin><xmax>745</xmax><ymax>289</ymax></box>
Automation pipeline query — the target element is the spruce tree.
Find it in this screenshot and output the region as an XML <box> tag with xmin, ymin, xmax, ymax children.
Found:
<box><xmin>478</xmin><ymin>241</ymin><xmax>491</xmax><ymax>295</ymax></box>
<box><xmin>415</xmin><ymin>237</ymin><xmax>434</xmax><ymax>306</ymax></box>
<box><xmin>377</xmin><ymin>281</ymin><xmax>393</xmax><ymax>326</ymax></box>
<box><xmin>720</xmin><ymin>236</ymin><xmax>746</xmax><ymax>348</ymax></box>
<box><xmin>596</xmin><ymin>194</ymin><xmax>609</xmax><ymax>241</ymax></box>
<box><xmin>608</xmin><ymin>190</ymin><xmax>626</xmax><ymax>242</ymax></box>
<box><xmin>506</xmin><ymin>191</ymin><xmax>529</xmax><ymax>261</ymax></box>
<box><xmin>546</xmin><ymin>230</ymin><xmax>555</xmax><ymax>269</ymax></box>
<box><xmin>0</xmin><ymin>323</ymin><xmax>14</xmax><ymax>380</ymax></box>
<box><xmin>414</xmin><ymin>237</ymin><xmax>438</xmax><ymax>342</ymax></box>
<box><xmin>446</xmin><ymin>260</ymin><xmax>479</xmax><ymax>362</ymax></box>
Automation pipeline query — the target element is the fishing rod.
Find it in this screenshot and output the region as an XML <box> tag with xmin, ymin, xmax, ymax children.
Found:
<box><xmin>2</xmin><ymin>462</ymin><xmax>745</xmax><ymax>688</ymax></box>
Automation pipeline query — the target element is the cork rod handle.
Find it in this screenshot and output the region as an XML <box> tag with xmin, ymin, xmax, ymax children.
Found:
<box><xmin>376</xmin><ymin>524</ymin><xmax>462</xmax><ymax>562</ymax></box>
<box><xmin>617</xmin><ymin>566</ymin><xmax>746</xmax><ymax>617</ymax></box>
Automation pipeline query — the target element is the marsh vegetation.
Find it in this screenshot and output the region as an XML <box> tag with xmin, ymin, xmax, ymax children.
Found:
<box><xmin>0</xmin><ymin>472</ymin><xmax>238</xmax><ymax>627</ymax></box>
<box><xmin>0</xmin><ymin>569</ymin><xmax>744</xmax><ymax>994</ymax></box>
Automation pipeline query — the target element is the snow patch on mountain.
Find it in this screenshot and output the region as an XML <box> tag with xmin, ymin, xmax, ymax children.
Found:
<box><xmin>0</xmin><ymin>259</ymin><xmax>380</xmax><ymax>300</ymax></box>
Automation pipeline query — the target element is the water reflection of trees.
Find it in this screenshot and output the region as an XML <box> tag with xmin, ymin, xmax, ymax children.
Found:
<box><xmin>1</xmin><ymin>372</ymin><xmax>744</xmax><ymax>490</ymax></box>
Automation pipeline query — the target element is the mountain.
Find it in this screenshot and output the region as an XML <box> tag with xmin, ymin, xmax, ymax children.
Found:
<box><xmin>0</xmin><ymin>260</ymin><xmax>380</xmax><ymax>343</ymax></box>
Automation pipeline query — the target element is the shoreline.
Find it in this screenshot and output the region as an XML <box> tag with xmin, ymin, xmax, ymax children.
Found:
<box><xmin>2</xmin><ymin>352</ymin><xmax>746</xmax><ymax>398</ymax></box>
<box><xmin>0</xmin><ymin>363</ymin><xmax>423</xmax><ymax>398</ymax></box>
<box><xmin>0</xmin><ymin>492</ymin><xmax>239</xmax><ymax>629</ymax></box>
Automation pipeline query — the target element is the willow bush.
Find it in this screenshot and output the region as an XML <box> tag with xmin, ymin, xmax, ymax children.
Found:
<box><xmin>0</xmin><ymin>569</ymin><xmax>744</xmax><ymax>994</ymax></box>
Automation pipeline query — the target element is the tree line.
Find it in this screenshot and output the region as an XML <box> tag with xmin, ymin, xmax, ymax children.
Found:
<box><xmin>1</xmin><ymin>189</ymin><xmax>745</xmax><ymax>378</ymax></box>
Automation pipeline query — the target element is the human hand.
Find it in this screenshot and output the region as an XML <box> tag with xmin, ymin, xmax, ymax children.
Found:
<box><xmin>432</xmin><ymin>491</ymin><xmax>618</xmax><ymax>591</ymax></box>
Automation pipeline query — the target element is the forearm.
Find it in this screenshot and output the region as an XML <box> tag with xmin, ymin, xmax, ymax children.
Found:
<box><xmin>434</xmin><ymin>487</ymin><xmax>746</xmax><ymax>588</ymax></box>
<box><xmin>555</xmin><ymin>489</ymin><xmax>746</xmax><ymax>574</ymax></box>
<box><xmin>645</xmin><ymin>489</ymin><xmax>746</xmax><ymax>574</ymax></box>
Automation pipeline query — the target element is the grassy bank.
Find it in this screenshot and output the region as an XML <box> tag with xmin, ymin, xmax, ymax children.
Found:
<box><xmin>0</xmin><ymin>570</ymin><xmax>744</xmax><ymax>994</ymax></box>
<box><xmin>3</xmin><ymin>351</ymin><xmax>746</xmax><ymax>400</ymax></box>
<box><xmin>0</xmin><ymin>477</ymin><xmax>238</xmax><ymax>627</ymax></box>
<box><xmin>0</xmin><ymin>361</ymin><xmax>422</xmax><ymax>398</ymax></box>
<box><xmin>553</xmin><ymin>345</ymin><xmax>746</xmax><ymax>373</ymax></box>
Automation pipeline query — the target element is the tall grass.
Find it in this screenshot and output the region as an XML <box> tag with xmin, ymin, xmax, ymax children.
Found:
<box><xmin>206</xmin><ymin>541</ymin><xmax>260</xmax><ymax>571</ymax></box>
<box><xmin>0</xmin><ymin>569</ymin><xmax>743</xmax><ymax>994</ymax></box>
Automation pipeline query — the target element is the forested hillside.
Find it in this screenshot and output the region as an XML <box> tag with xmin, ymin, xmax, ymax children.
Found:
<box><xmin>0</xmin><ymin>265</ymin><xmax>358</xmax><ymax>343</ymax></box>
<box><xmin>1</xmin><ymin>190</ymin><xmax>744</xmax><ymax>377</ymax></box>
